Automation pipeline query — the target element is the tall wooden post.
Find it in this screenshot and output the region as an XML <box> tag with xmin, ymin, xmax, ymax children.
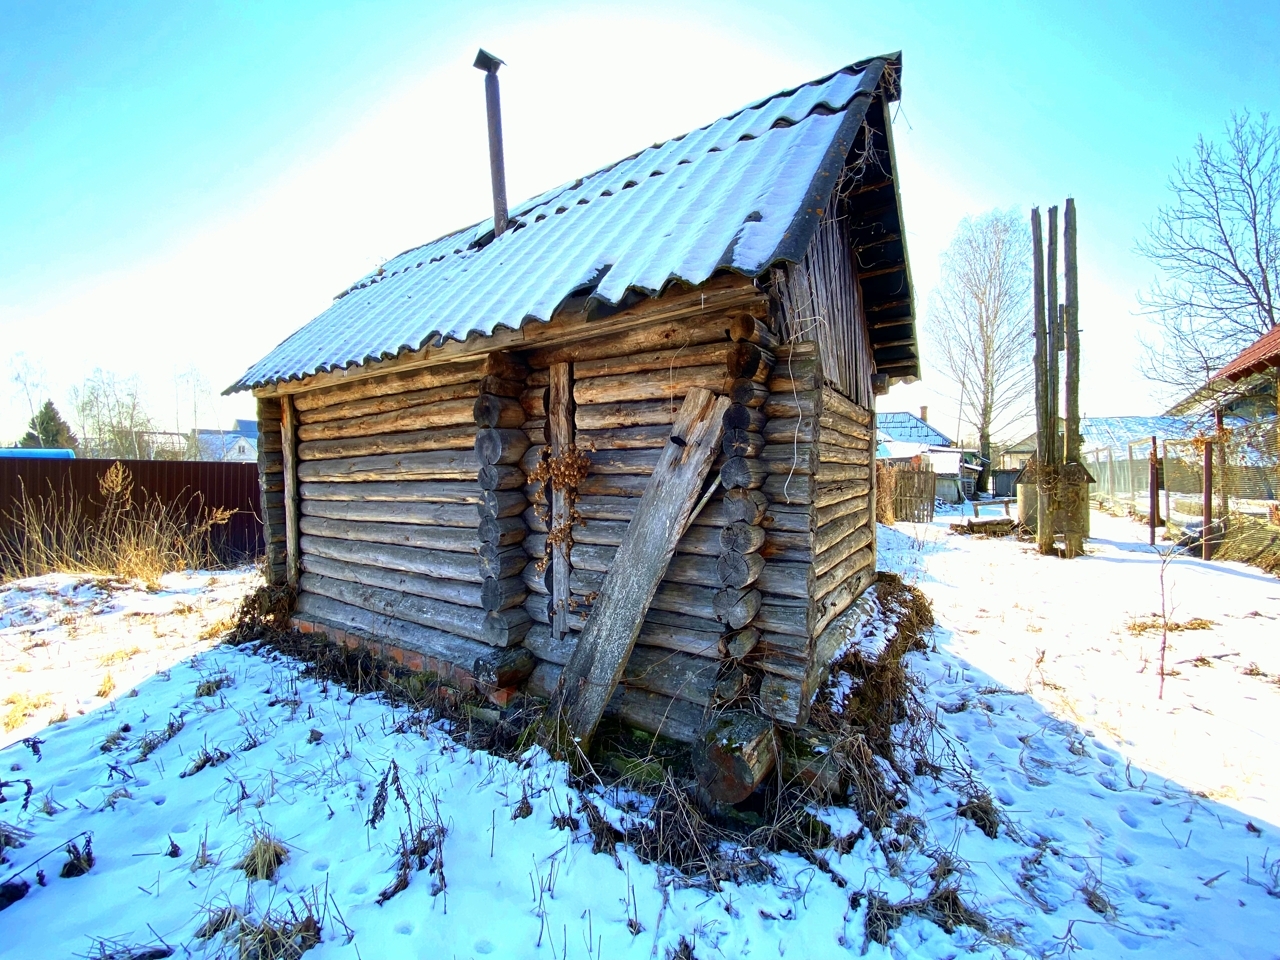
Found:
<box><xmin>1046</xmin><ymin>205</ymin><xmax>1060</xmax><ymax>468</ymax></box>
<box><xmin>1214</xmin><ymin>406</ymin><xmax>1228</xmax><ymax>528</ymax></box>
<box><xmin>1063</xmin><ymin>199</ymin><xmax>1081</xmax><ymax>466</ymax></box>
<box><xmin>548</xmin><ymin>363</ymin><xmax>574</xmax><ymax>640</ymax></box>
<box><xmin>1031</xmin><ymin>208</ymin><xmax>1053</xmax><ymax>554</ymax></box>
<box><xmin>1202</xmin><ymin>440</ymin><xmax>1214</xmax><ymax>561</ymax></box>
<box><xmin>1062</xmin><ymin>200</ymin><xmax>1085</xmax><ymax>555</ymax></box>
<box><xmin>1148</xmin><ymin>435</ymin><xmax>1158</xmax><ymax>547</ymax></box>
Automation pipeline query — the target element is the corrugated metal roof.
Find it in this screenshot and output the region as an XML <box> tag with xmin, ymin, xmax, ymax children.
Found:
<box><xmin>229</xmin><ymin>55</ymin><xmax>896</xmax><ymax>393</ymax></box>
<box><xmin>1007</xmin><ymin>416</ymin><xmax>1204</xmax><ymax>454</ymax></box>
<box><xmin>1218</xmin><ymin>325</ymin><xmax>1280</xmax><ymax>382</ymax></box>
<box><xmin>877</xmin><ymin>411</ymin><xmax>952</xmax><ymax>446</ymax></box>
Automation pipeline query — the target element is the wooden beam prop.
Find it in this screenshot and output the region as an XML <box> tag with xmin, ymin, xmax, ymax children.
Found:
<box><xmin>546</xmin><ymin>388</ymin><xmax>730</xmax><ymax>750</ymax></box>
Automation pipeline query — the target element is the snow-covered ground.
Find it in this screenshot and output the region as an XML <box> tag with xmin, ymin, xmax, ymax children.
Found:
<box><xmin>0</xmin><ymin>570</ymin><xmax>258</xmax><ymax>748</ymax></box>
<box><xmin>0</xmin><ymin>514</ymin><xmax>1276</xmax><ymax>959</ymax></box>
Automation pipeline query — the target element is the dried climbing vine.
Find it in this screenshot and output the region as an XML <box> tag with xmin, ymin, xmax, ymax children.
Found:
<box><xmin>526</xmin><ymin>444</ymin><xmax>591</xmax><ymax>574</ymax></box>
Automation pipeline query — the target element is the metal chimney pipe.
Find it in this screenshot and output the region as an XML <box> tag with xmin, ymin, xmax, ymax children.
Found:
<box><xmin>473</xmin><ymin>48</ymin><xmax>509</xmax><ymax>237</ymax></box>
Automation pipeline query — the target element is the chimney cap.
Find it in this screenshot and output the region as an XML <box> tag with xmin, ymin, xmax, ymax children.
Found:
<box><xmin>473</xmin><ymin>48</ymin><xmax>504</xmax><ymax>73</ymax></box>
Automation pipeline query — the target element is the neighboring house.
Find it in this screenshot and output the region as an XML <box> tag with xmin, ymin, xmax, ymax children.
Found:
<box><xmin>195</xmin><ymin>420</ymin><xmax>260</xmax><ymax>462</ymax></box>
<box><xmin>877</xmin><ymin>409</ymin><xmax>952</xmax><ymax>446</ymax></box>
<box><xmin>1165</xmin><ymin>327</ymin><xmax>1280</xmax><ymax>426</ymax></box>
<box><xmin>1212</xmin><ymin>326</ymin><xmax>1280</xmax><ymax>422</ymax></box>
<box><xmin>229</xmin><ymin>54</ymin><xmax>919</xmax><ymax>740</ymax></box>
<box><xmin>876</xmin><ymin>410</ymin><xmax>983</xmax><ymax>502</ymax></box>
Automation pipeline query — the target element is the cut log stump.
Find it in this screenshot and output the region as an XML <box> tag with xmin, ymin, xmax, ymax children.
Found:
<box><xmin>695</xmin><ymin>711</ymin><xmax>777</xmax><ymax>803</ymax></box>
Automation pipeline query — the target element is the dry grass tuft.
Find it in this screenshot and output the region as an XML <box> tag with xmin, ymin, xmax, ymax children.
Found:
<box><xmin>865</xmin><ymin>886</ymin><xmax>990</xmax><ymax>945</ymax></box>
<box><xmin>60</xmin><ymin>835</ymin><xmax>95</xmax><ymax>878</ymax></box>
<box><xmin>875</xmin><ymin>462</ymin><xmax>897</xmax><ymax>525</ymax></box>
<box><xmin>957</xmin><ymin>794</ymin><xmax>1001</xmax><ymax>839</ymax></box>
<box><xmin>98</xmin><ymin>646</ymin><xmax>143</xmax><ymax>667</ymax></box>
<box><xmin>196</xmin><ymin>896</ymin><xmax>323</xmax><ymax>960</ymax></box>
<box><xmin>96</xmin><ymin>672</ymin><xmax>117</xmax><ymax>699</ymax></box>
<box><xmin>135</xmin><ymin>715</ymin><xmax>184</xmax><ymax>761</ymax></box>
<box><xmin>3</xmin><ymin>692</ymin><xmax>52</xmax><ymax>732</ymax></box>
<box><xmin>235</xmin><ymin>828</ymin><xmax>289</xmax><ymax>881</ymax></box>
<box><xmin>0</xmin><ymin>462</ymin><xmax>234</xmax><ymax>584</ymax></box>
<box><xmin>227</xmin><ymin>583</ymin><xmax>298</xmax><ymax>644</ymax></box>
<box><xmin>1127</xmin><ymin>615</ymin><xmax>1214</xmax><ymax>635</ymax></box>
<box><xmin>99</xmin><ymin>723</ymin><xmax>131</xmax><ymax>753</ymax></box>
<box><xmin>194</xmin><ymin>905</ymin><xmax>242</xmax><ymax>940</ymax></box>
<box><xmin>195</xmin><ymin>672</ymin><xmax>231</xmax><ymax>698</ymax></box>
<box><xmin>180</xmin><ymin>746</ymin><xmax>231</xmax><ymax>779</ymax></box>
<box><xmin>0</xmin><ymin>821</ymin><xmax>32</xmax><ymax>865</ymax></box>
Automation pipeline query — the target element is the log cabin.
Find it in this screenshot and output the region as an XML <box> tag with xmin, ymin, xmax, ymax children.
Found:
<box><xmin>229</xmin><ymin>52</ymin><xmax>920</xmax><ymax>745</ymax></box>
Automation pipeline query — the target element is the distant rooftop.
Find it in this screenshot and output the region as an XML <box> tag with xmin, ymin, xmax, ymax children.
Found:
<box><xmin>877</xmin><ymin>411</ymin><xmax>952</xmax><ymax>446</ymax></box>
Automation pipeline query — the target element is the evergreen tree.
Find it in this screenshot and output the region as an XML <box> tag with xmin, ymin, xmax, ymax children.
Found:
<box><xmin>19</xmin><ymin>399</ymin><xmax>79</xmax><ymax>449</ymax></box>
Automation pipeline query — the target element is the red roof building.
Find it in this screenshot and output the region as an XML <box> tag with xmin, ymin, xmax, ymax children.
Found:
<box><xmin>1217</xmin><ymin>325</ymin><xmax>1280</xmax><ymax>382</ymax></box>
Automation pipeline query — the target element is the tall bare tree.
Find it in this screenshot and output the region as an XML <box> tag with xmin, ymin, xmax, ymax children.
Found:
<box><xmin>1138</xmin><ymin>112</ymin><xmax>1279</xmax><ymax>399</ymax></box>
<box><xmin>70</xmin><ymin>369</ymin><xmax>157</xmax><ymax>459</ymax></box>
<box><xmin>928</xmin><ymin>208</ymin><xmax>1033</xmax><ymax>491</ymax></box>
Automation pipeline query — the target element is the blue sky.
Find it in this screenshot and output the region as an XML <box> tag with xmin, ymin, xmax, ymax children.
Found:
<box><xmin>2</xmin><ymin>0</ymin><xmax>1277</xmax><ymax>441</ymax></box>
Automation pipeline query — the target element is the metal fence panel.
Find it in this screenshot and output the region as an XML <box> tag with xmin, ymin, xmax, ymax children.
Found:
<box><xmin>0</xmin><ymin>458</ymin><xmax>263</xmax><ymax>563</ymax></box>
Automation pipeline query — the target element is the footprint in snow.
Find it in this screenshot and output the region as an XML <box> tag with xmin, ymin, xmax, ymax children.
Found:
<box><xmin>1117</xmin><ymin>806</ymin><xmax>1141</xmax><ymax>829</ymax></box>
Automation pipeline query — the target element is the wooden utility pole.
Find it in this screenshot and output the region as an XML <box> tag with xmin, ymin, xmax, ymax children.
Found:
<box><xmin>1031</xmin><ymin>208</ymin><xmax>1054</xmax><ymax>555</ymax></box>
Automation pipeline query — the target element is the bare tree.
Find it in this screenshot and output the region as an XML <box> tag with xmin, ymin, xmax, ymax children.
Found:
<box><xmin>70</xmin><ymin>370</ymin><xmax>157</xmax><ymax>459</ymax></box>
<box><xmin>927</xmin><ymin>208</ymin><xmax>1033</xmax><ymax>491</ymax></box>
<box><xmin>1138</xmin><ymin>112</ymin><xmax>1279</xmax><ymax>400</ymax></box>
<box><xmin>8</xmin><ymin>353</ymin><xmax>48</xmax><ymax>426</ymax></box>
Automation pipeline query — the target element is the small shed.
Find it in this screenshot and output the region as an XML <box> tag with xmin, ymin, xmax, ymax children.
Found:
<box><xmin>229</xmin><ymin>54</ymin><xmax>918</xmax><ymax>740</ymax></box>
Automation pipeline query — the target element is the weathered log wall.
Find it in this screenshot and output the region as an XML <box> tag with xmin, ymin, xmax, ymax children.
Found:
<box><xmin>516</xmin><ymin>303</ymin><xmax>783</xmax><ymax>742</ymax></box>
<box><xmin>754</xmin><ymin>354</ymin><xmax>877</xmax><ymax>725</ymax></box>
<box><xmin>770</xmin><ymin>211</ymin><xmax>875</xmax><ymax>409</ymax></box>
<box><xmin>286</xmin><ymin>354</ymin><xmax>533</xmax><ymax>683</ymax></box>
<box><xmin>264</xmin><ymin>265</ymin><xmax>876</xmax><ymax>741</ymax></box>
<box><xmin>257</xmin><ymin>397</ymin><xmax>286</xmax><ymax>585</ymax></box>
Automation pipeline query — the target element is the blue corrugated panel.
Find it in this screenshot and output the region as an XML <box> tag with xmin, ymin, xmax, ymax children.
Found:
<box><xmin>877</xmin><ymin>411</ymin><xmax>952</xmax><ymax>446</ymax></box>
<box><xmin>229</xmin><ymin>57</ymin><xmax>892</xmax><ymax>392</ymax></box>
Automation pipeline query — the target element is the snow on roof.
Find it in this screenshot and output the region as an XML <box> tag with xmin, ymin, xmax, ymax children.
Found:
<box><xmin>1007</xmin><ymin>416</ymin><xmax>1203</xmax><ymax>454</ymax></box>
<box><xmin>230</xmin><ymin>55</ymin><xmax>901</xmax><ymax>393</ymax></box>
<box><xmin>877</xmin><ymin>411</ymin><xmax>952</xmax><ymax>446</ymax></box>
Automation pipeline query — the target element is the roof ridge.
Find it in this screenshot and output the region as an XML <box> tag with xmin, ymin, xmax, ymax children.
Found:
<box><xmin>330</xmin><ymin>55</ymin><xmax>896</xmax><ymax>303</ymax></box>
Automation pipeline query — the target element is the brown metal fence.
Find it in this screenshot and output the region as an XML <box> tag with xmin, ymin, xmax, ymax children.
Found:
<box><xmin>892</xmin><ymin>465</ymin><xmax>937</xmax><ymax>523</ymax></box>
<box><xmin>0</xmin><ymin>458</ymin><xmax>263</xmax><ymax>563</ymax></box>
